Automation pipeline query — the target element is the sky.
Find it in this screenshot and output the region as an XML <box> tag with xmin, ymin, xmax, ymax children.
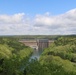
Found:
<box><xmin>0</xmin><ymin>0</ymin><xmax>76</xmax><ymax>35</ymax></box>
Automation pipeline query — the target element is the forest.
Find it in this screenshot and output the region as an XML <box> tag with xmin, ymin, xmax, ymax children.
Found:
<box><xmin>0</xmin><ymin>37</ymin><xmax>33</xmax><ymax>75</ymax></box>
<box><xmin>0</xmin><ymin>35</ymin><xmax>76</xmax><ymax>75</ymax></box>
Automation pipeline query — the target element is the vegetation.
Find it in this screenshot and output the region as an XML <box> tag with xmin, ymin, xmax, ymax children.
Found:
<box><xmin>24</xmin><ymin>36</ymin><xmax>76</xmax><ymax>75</ymax></box>
<box><xmin>39</xmin><ymin>36</ymin><xmax>76</xmax><ymax>75</ymax></box>
<box><xmin>0</xmin><ymin>37</ymin><xmax>33</xmax><ymax>75</ymax></box>
<box><xmin>0</xmin><ymin>35</ymin><xmax>76</xmax><ymax>75</ymax></box>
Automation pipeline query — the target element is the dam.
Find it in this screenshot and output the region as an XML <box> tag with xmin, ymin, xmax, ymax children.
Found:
<box><xmin>20</xmin><ymin>39</ymin><xmax>54</xmax><ymax>50</ymax></box>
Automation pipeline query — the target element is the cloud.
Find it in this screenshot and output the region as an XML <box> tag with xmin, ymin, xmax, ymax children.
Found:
<box><xmin>33</xmin><ymin>8</ymin><xmax>76</xmax><ymax>35</ymax></box>
<box><xmin>0</xmin><ymin>9</ymin><xmax>76</xmax><ymax>35</ymax></box>
<box><xmin>0</xmin><ymin>13</ymin><xmax>25</xmax><ymax>24</ymax></box>
<box><xmin>0</xmin><ymin>13</ymin><xmax>31</xmax><ymax>35</ymax></box>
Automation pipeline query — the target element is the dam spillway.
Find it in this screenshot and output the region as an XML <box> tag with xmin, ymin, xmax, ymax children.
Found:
<box><xmin>37</xmin><ymin>39</ymin><xmax>49</xmax><ymax>50</ymax></box>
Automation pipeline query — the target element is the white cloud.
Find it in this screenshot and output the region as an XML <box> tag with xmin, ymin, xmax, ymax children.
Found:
<box><xmin>0</xmin><ymin>9</ymin><xmax>76</xmax><ymax>35</ymax></box>
<box><xmin>0</xmin><ymin>13</ymin><xmax>31</xmax><ymax>35</ymax></box>
<box><xmin>0</xmin><ymin>13</ymin><xmax>25</xmax><ymax>24</ymax></box>
<box><xmin>33</xmin><ymin>9</ymin><xmax>76</xmax><ymax>35</ymax></box>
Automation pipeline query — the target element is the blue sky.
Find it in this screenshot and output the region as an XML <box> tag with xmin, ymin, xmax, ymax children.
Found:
<box><xmin>0</xmin><ymin>0</ymin><xmax>76</xmax><ymax>35</ymax></box>
<box><xmin>0</xmin><ymin>0</ymin><xmax>76</xmax><ymax>15</ymax></box>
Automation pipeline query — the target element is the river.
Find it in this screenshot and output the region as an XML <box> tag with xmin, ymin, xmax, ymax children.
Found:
<box><xmin>29</xmin><ymin>49</ymin><xmax>43</xmax><ymax>61</ymax></box>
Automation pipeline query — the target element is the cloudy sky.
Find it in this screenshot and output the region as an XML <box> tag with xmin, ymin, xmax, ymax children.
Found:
<box><xmin>0</xmin><ymin>0</ymin><xmax>76</xmax><ymax>35</ymax></box>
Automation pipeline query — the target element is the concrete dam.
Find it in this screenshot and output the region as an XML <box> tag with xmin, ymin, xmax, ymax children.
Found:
<box><xmin>20</xmin><ymin>39</ymin><xmax>54</xmax><ymax>50</ymax></box>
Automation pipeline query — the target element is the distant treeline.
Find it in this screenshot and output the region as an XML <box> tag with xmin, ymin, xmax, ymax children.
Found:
<box><xmin>0</xmin><ymin>35</ymin><xmax>76</xmax><ymax>40</ymax></box>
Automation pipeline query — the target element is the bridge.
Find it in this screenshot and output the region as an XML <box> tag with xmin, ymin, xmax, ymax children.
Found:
<box><xmin>19</xmin><ymin>39</ymin><xmax>54</xmax><ymax>50</ymax></box>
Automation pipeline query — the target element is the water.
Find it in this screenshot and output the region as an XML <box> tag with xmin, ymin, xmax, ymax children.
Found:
<box><xmin>29</xmin><ymin>49</ymin><xmax>43</xmax><ymax>61</ymax></box>
<box><xmin>21</xmin><ymin>49</ymin><xmax>42</xmax><ymax>71</ymax></box>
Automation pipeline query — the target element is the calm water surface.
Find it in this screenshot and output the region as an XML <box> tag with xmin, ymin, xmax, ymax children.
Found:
<box><xmin>29</xmin><ymin>49</ymin><xmax>43</xmax><ymax>61</ymax></box>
